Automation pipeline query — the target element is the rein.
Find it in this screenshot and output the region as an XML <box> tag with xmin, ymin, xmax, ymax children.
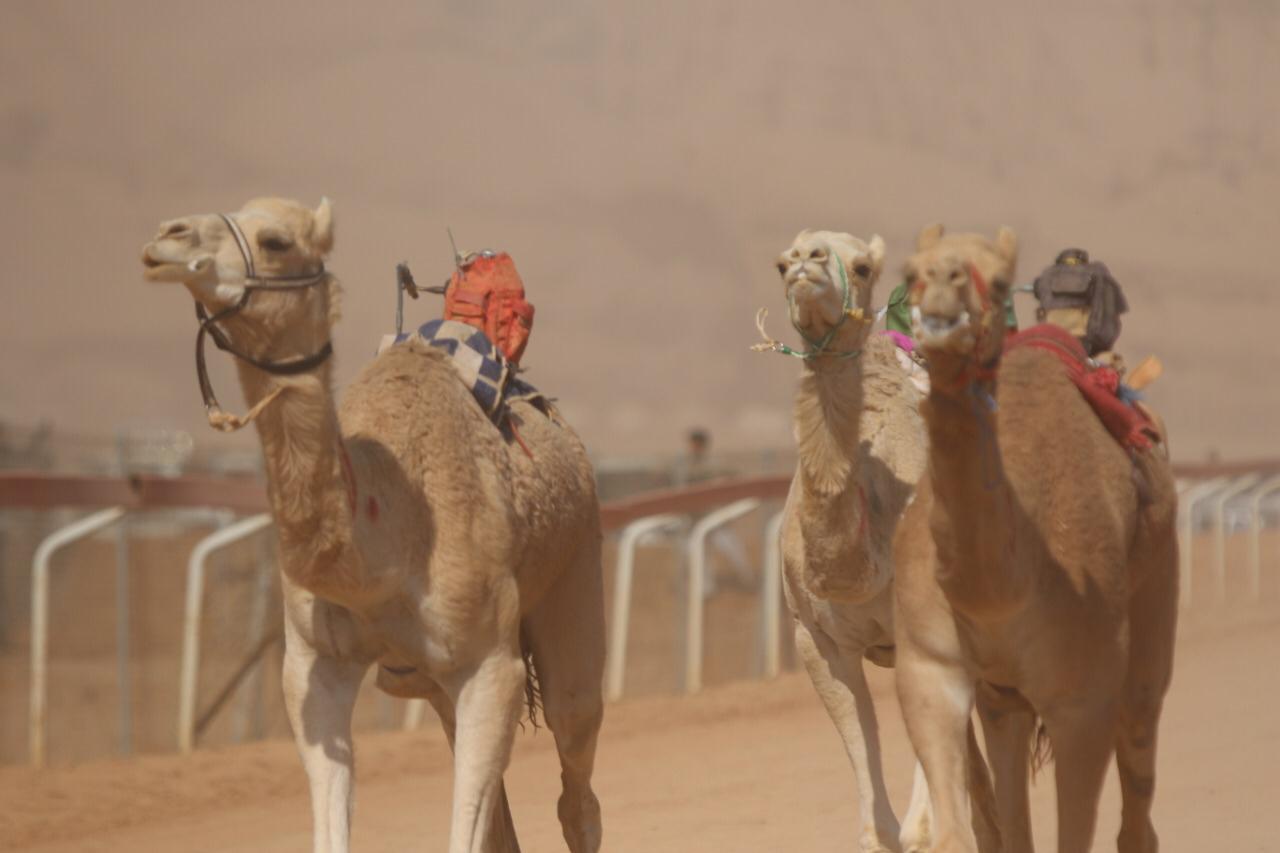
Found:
<box><xmin>753</xmin><ymin>257</ymin><xmax>868</xmax><ymax>361</ymax></box>
<box><xmin>194</xmin><ymin>214</ymin><xmax>332</xmax><ymax>432</ymax></box>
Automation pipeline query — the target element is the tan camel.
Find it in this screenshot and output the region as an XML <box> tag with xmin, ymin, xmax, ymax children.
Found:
<box><xmin>891</xmin><ymin>225</ymin><xmax>1179</xmax><ymax>853</ymax></box>
<box><xmin>140</xmin><ymin>197</ymin><xmax>605</xmax><ymax>853</ymax></box>
<box><xmin>761</xmin><ymin>230</ymin><xmax>932</xmax><ymax>852</ymax></box>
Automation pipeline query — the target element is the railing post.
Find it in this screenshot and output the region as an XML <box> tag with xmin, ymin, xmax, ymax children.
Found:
<box><xmin>1209</xmin><ymin>474</ymin><xmax>1261</xmax><ymax>606</ymax></box>
<box><xmin>1176</xmin><ymin>478</ymin><xmax>1224</xmax><ymax>611</ymax></box>
<box><xmin>605</xmin><ymin>514</ymin><xmax>686</xmax><ymax>702</ymax></box>
<box><xmin>178</xmin><ymin>513</ymin><xmax>273</xmax><ymax>753</ymax></box>
<box><xmin>1248</xmin><ymin>476</ymin><xmax>1280</xmax><ymax>603</ymax></box>
<box><xmin>684</xmin><ymin>499</ymin><xmax>760</xmax><ymax>694</ymax></box>
<box><xmin>759</xmin><ymin>509</ymin><xmax>787</xmax><ymax>679</ymax></box>
<box><xmin>30</xmin><ymin>506</ymin><xmax>128</xmax><ymax>767</ymax></box>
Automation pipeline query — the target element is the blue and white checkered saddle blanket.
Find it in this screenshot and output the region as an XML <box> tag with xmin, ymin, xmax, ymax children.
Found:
<box><xmin>377</xmin><ymin>319</ymin><xmax>551</xmax><ymax>432</ymax></box>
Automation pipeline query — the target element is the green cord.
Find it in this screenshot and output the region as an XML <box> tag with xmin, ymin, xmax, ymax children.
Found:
<box><xmin>779</xmin><ymin>256</ymin><xmax>863</xmax><ymax>360</ymax></box>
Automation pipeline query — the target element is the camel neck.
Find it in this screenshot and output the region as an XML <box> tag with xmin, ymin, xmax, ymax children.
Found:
<box><xmin>237</xmin><ymin>360</ymin><xmax>355</xmax><ymax>592</ymax></box>
<box><xmin>794</xmin><ymin>358</ymin><xmax>864</xmax><ymax>496</ymax></box>
<box><xmin>791</xmin><ymin>356</ymin><xmax>883</xmax><ymax>600</ymax></box>
<box><xmin>921</xmin><ymin>376</ymin><xmax>1022</xmax><ymax>612</ymax></box>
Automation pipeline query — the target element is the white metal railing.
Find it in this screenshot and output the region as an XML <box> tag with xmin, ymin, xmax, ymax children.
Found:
<box><xmin>683</xmin><ymin>498</ymin><xmax>761</xmax><ymax>693</ymax></box>
<box><xmin>606</xmin><ymin>513</ymin><xmax>688</xmax><ymax>702</ymax></box>
<box><xmin>177</xmin><ymin>513</ymin><xmax>274</xmax><ymax>753</ymax></box>
<box><xmin>30</xmin><ymin>507</ymin><xmax>129</xmax><ymax>767</ymax></box>
<box><xmin>1249</xmin><ymin>476</ymin><xmax>1280</xmax><ymax>601</ymax></box>
<box><xmin>1209</xmin><ymin>474</ymin><xmax>1262</xmax><ymax>606</ymax></box>
<box><xmin>758</xmin><ymin>509</ymin><xmax>787</xmax><ymax>679</ymax></box>
<box><xmin>1177</xmin><ymin>477</ymin><xmax>1226</xmax><ymax>610</ymax></box>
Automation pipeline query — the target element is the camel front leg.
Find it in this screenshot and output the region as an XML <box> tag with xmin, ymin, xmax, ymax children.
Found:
<box><xmin>899</xmin><ymin>762</ymin><xmax>933</xmax><ymax>853</ymax></box>
<box><xmin>895</xmin><ymin>649</ymin><xmax>983</xmax><ymax>853</ymax></box>
<box><xmin>282</xmin><ymin>624</ymin><xmax>368</xmax><ymax>853</ymax></box>
<box><xmin>444</xmin><ymin>648</ymin><xmax>528</xmax><ymax>853</ymax></box>
<box><xmin>421</xmin><ymin>678</ymin><xmax>522</xmax><ymax>853</ymax></box>
<box><xmin>794</xmin><ymin>619</ymin><xmax>901</xmax><ymax>852</ymax></box>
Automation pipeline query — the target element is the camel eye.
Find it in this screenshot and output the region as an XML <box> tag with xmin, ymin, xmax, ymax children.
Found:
<box><xmin>258</xmin><ymin>232</ymin><xmax>293</xmax><ymax>253</ymax></box>
<box><xmin>854</xmin><ymin>264</ymin><xmax>871</xmax><ymax>279</ymax></box>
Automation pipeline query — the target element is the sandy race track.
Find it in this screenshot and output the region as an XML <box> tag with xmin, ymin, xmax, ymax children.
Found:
<box><xmin>2</xmin><ymin>614</ymin><xmax>1276</xmax><ymax>853</ymax></box>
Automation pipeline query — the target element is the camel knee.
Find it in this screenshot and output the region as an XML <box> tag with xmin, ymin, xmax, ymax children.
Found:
<box><xmin>545</xmin><ymin>701</ymin><xmax>603</xmax><ymax>775</ymax></box>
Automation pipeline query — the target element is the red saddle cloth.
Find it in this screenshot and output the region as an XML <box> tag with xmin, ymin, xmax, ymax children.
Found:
<box><xmin>1004</xmin><ymin>324</ymin><xmax>1157</xmax><ymax>451</ymax></box>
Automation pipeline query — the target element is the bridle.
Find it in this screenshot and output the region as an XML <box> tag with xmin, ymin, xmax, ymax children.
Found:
<box><xmin>194</xmin><ymin>213</ymin><xmax>332</xmax><ymax>432</ymax></box>
<box><xmin>909</xmin><ymin>260</ymin><xmax>1005</xmax><ymax>391</ymax></box>
<box><xmin>753</xmin><ymin>255</ymin><xmax>869</xmax><ymax>361</ymax></box>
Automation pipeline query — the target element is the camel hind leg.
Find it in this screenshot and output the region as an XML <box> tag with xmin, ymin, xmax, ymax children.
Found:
<box><xmin>419</xmin><ymin>678</ymin><xmax>522</xmax><ymax>853</ymax></box>
<box><xmin>975</xmin><ymin>684</ymin><xmax>1036</xmax><ymax>853</ymax></box>
<box><xmin>444</xmin><ymin>642</ymin><xmax>529</xmax><ymax>853</ymax></box>
<box><xmin>522</xmin><ymin>540</ymin><xmax>605</xmax><ymax>853</ymax></box>
<box><xmin>1116</xmin><ymin>533</ymin><xmax>1178</xmax><ymax>853</ymax></box>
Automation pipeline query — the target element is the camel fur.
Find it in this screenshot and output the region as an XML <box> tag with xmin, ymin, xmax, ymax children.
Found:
<box><xmin>891</xmin><ymin>224</ymin><xmax>1179</xmax><ymax>853</ymax></box>
<box><xmin>770</xmin><ymin>230</ymin><xmax>934</xmax><ymax>852</ymax></box>
<box><xmin>141</xmin><ymin>197</ymin><xmax>605</xmax><ymax>853</ymax></box>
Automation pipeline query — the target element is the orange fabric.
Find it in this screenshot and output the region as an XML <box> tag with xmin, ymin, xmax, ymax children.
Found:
<box><xmin>444</xmin><ymin>253</ymin><xmax>535</xmax><ymax>364</ymax></box>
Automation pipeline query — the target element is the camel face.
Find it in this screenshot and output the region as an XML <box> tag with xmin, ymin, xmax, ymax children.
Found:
<box><xmin>142</xmin><ymin>197</ymin><xmax>334</xmax><ymax>312</ymax></box>
<box><xmin>905</xmin><ymin>224</ymin><xmax>1016</xmax><ymax>363</ymax></box>
<box><xmin>775</xmin><ymin>229</ymin><xmax>884</xmax><ymax>344</ymax></box>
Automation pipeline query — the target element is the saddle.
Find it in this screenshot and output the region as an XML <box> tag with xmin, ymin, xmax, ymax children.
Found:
<box><xmin>1005</xmin><ymin>324</ymin><xmax>1159</xmax><ymax>452</ymax></box>
<box><xmin>378</xmin><ymin>319</ymin><xmax>552</xmax><ymax>437</ymax></box>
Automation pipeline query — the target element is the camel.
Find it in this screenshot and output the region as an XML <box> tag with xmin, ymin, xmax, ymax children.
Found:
<box><xmin>891</xmin><ymin>224</ymin><xmax>1179</xmax><ymax>853</ymax></box>
<box><xmin>758</xmin><ymin>230</ymin><xmax>931</xmax><ymax>852</ymax></box>
<box><xmin>140</xmin><ymin>197</ymin><xmax>605</xmax><ymax>853</ymax></box>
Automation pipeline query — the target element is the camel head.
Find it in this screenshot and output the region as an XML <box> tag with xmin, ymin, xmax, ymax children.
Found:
<box><xmin>141</xmin><ymin>197</ymin><xmax>339</xmax><ymax>352</ymax></box>
<box><xmin>772</xmin><ymin>230</ymin><xmax>885</xmax><ymax>358</ymax></box>
<box><xmin>905</xmin><ymin>223</ymin><xmax>1017</xmax><ymax>374</ymax></box>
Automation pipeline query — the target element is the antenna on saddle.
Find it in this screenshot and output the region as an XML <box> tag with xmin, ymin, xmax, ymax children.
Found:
<box><xmin>394</xmin><ymin>262</ymin><xmax>418</xmax><ymax>336</ymax></box>
<box><xmin>447</xmin><ymin>226</ymin><xmax>466</xmax><ymax>280</ymax></box>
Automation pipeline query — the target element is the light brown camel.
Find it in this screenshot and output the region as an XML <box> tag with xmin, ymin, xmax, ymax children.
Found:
<box><xmin>891</xmin><ymin>224</ymin><xmax>1179</xmax><ymax>853</ymax></box>
<box><xmin>140</xmin><ymin>197</ymin><xmax>605</xmax><ymax>853</ymax></box>
<box><xmin>759</xmin><ymin>230</ymin><xmax>931</xmax><ymax>852</ymax></box>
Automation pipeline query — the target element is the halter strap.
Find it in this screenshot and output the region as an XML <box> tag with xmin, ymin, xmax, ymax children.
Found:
<box><xmin>192</xmin><ymin>214</ymin><xmax>334</xmax><ymax>432</ymax></box>
<box><xmin>753</xmin><ymin>256</ymin><xmax>868</xmax><ymax>361</ymax></box>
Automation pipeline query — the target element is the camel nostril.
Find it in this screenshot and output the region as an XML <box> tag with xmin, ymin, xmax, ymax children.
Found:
<box><xmin>163</xmin><ymin>221</ymin><xmax>191</xmax><ymax>238</ymax></box>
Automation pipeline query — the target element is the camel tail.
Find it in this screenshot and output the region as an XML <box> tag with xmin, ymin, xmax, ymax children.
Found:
<box><xmin>519</xmin><ymin>625</ymin><xmax>543</xmax><ymax>731</ymax></box>
<box><xmin>1029</xmin><ymin>718</ymin><xmax>1055</xmax><ymax>777</ymax></box>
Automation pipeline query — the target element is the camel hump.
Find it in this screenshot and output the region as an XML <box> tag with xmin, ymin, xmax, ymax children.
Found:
<box><xmin>379</xmin><ymin>318</ymin><xmax>553</xmax><ymax>435</ymax></box>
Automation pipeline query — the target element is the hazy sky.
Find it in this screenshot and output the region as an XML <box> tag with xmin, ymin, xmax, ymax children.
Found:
<box><xmin>2</xmin><ymin>1</ymin><xmax>1277</xmax><ymax>462</ymax></box>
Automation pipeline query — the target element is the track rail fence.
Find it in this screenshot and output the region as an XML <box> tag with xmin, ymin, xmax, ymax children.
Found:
<box><xmin>3</xmin><ymin>459</ymin><xmax>1278</xmax><ymax>766</ymax></box>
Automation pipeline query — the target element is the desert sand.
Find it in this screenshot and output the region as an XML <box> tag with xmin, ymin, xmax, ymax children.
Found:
<box><xmin>1</xmin><ymin>613</ymin><xmax>1275</xmax><ymax>852</ymax></box>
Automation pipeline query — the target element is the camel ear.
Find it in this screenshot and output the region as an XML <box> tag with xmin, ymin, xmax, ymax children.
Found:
<box><xmin>995</xmin><ymin>226</ymin><xmax>1018</xmax><ymax>262</ymax></box>
<box><xmin>311</xmin><ymin>197</ymin><xmax>335</xmax><ymax>255</ymax></box>
<box><xmin>866</xmin><ymin>234</ymin><xmax>886</xmax><ymax>277</ymax></box>
<box><xmin>917</xmin><ymin>223</ymin><xmax>944</xmax><ymax>251</ymax></box>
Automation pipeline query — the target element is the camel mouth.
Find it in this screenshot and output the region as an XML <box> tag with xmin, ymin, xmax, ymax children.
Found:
<box><xmin>141</xmin><ymin>254</ymin><xmax>185</xmax><ymax>281</ymax></box>
<box><xmin>913</xmin><ymin>306</ymin><xmax>972</xmax><ymax>348</ymax></box>
<box><xmin>142</xmin><ymin>245</ymin><xmax>213</xmax><ymax>282</ymax></box>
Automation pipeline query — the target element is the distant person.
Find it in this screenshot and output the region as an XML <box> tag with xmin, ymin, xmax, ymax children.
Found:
<box><xmin>672</xmin><ymin>427</ymin><xmax>718</xmax><ymax>487</ymax></box>
<box><xmin>1031</xmin><ymin>248</ymin><xmax>1128</xmax><ymax>370</ymax></box>
<box><xmin>671</xmin><ymin>428</ymin><xmax>754</xmax><ymax>594</ymax></box>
